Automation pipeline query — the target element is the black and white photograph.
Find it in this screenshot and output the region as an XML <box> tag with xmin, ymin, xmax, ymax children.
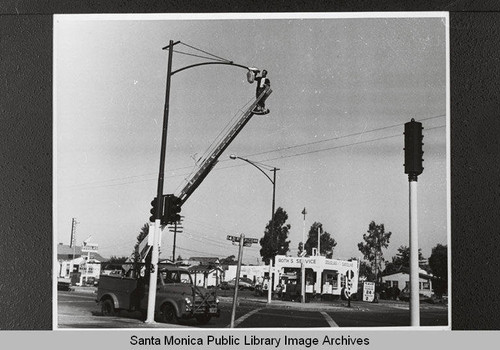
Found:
<box><xmin>54</xmin><ymin>13</ymin><xmax>449</xmax><ymax>330</ymax></box>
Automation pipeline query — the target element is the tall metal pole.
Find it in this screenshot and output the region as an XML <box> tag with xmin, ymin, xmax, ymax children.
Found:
<box><xmin>230</xmin><ymin>234</ymin><xmax>245</xmax><ymax>328</ymax></box>
<box><xmin>145</xmin><ymin>39</ymin><xmax>175</xmax><ymax>324</ymax></box>
<box><xmin>268</xmin><ymin>168</ymin><xmax>277</xmax><ymax>304</ymax></box>
<box><xmin>301</xmin><ymin>208</ymin><xmax>306</xmax><ymax>303</ymax></box>
<box><xmin>70</xmin><ymin>218</ymin><xmax>77</xmax><ymax>279</ymax></box>
<box><xmin>229</xmin><ymin>156</ymin><xmax>278</xmax><ymax>304</ymax></box>
<box><xmin>409</xmin><ymin>178</ymin><xmax>420</xmax><ymax>326</ymax></box>
<box><xmin>404</xmin><ymin>118</ymin><xmax>424</xmax><ymax>327</ymax></box>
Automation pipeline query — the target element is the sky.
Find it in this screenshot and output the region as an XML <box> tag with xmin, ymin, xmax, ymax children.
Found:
<box><xmin>55</xmin><ymin>13</ymin><xmax>448</xmax><ymax>266</ymax></box>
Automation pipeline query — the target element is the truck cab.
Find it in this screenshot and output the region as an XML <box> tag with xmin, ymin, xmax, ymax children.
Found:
<box><xmin>96</xmin><ymin>264</ymin><xmax>219</xmax><ymax>324</ymax></box>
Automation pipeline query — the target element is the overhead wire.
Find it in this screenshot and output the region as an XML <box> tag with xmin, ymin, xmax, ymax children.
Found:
<box><xmin>63</xmin><ymin>116</ymin><xmax>446</xmax><ymax>191</ymax></box>
<box><xmin>179</xmin><ymin>42</ymin><xmax>232</xmax><ymax>63</ymax></box>
<box><xmin>172</xmin><ymin>50</ymin><xmax>228</xmax><ymax>62</ymax></box>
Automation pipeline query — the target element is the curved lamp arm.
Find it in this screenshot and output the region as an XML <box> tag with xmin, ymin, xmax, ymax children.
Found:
<box><xmin>230</xmin><ymin>155</ymin><xmax>274</xmax><ymax>184</ymax></box>
<box><xmin>172</xmin><ymin>61</ymin><xmax>253</xmax><ymax>76</ymax></box>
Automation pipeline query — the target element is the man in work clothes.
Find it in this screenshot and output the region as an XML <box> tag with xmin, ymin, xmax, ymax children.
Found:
<box><xmin>253</xmin><ymin>69</ymin><xmax>270</xmax><ymax>114</ymax></box>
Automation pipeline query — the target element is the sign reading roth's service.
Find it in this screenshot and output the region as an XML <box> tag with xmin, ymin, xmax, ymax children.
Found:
<box><xmin>363</xmin><ymin>282</ymin><xmax>375</xmax><ymax>302</ymax></box>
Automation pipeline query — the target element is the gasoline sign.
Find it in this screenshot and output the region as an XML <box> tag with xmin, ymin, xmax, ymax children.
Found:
<box><xmin>363</xmin><ymin>282</ymin><xmax>375</xmax><ymax>302</ymax></box>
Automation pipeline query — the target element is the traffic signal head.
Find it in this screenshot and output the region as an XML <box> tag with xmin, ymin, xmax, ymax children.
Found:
<box><xmin>404</xmin><ymin>119</ymin><xmax>424</xmax><ymax>177</ymax></box>
<box><xmin>149</xmin><ymin>197</ymin><xmax>158</xmax><ymax>222</ymax></box>
<box><xmin>162</xmin><ymin>194</ymin><xmax>182</xmax><ymax>225</ymax></box>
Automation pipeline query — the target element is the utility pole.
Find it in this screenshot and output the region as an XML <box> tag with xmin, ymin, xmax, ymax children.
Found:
<box><xmin>169</xmin><ymin>219</ymin><xmax>183</xmax><ymax>262</ymax></box>
<box><xmin>69</xmin><ymin>218</ymin><xmax>79</xmax><ymax>278</ymax></box>
<box><xmin>404</xmin><ymin>118</ymin><xmax>424</xmax><ymax>327</ymax></box>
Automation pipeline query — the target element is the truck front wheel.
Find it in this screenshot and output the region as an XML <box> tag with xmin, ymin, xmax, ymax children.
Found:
<box><xmin>101</xmin><ymin>299</ymin><xmax>115</xmax><ymax>316</ymax></box>
<box><xmin>159</xmin><ymin>303</ymin><xmax>177</xmax><ymax>324</ymax></box>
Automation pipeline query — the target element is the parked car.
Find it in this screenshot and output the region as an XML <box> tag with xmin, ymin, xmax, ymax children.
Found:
<box><xmin>57</xmin><ymin>278</ymin><xmax>71</xmax><ymax>291</ymax></box>
<box><xmin>399</xmin><ymin>287</ymin><xmax>433</xmax><ymax>303</ymax></box>
<box><xmin>227</xmin><ymin>277</ymin><xmax>254</xmax><ymax>290</ymax></box>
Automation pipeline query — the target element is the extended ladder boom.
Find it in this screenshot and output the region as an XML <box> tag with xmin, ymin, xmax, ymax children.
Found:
<box><xmin>130</xmin><ymin>88</ymin><xmax>271</xmax><ymax>266</ymax></box>
<box><xmin>178</xmin><ymin>87</ymin><xmax>272</xmax><ymax>204</ymax></box>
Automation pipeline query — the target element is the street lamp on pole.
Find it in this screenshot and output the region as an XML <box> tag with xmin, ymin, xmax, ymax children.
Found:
<box><xmin>145</xmin><ymin>41</ymin><xmax>263</xmax><ymax>324</ymax></box>
<box><xmin>229</xmin><ymin>154</ymin><xmax>279</xmax><ymax>304</ymax></box>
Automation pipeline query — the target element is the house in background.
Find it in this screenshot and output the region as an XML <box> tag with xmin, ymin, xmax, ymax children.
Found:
<box><xmin>188</xmin><ymin>265</ymin><xmax>224</xmax><ymax>288</ymax></box>
<box><xmin>381</xmin><ymin>267</ymin><xmax>434</xmax><ymax>297</ymax></box>
<box><xmin>57</xmin><ymin>243</ymin><xmax>107</xmax><ymax>286</ymax></box>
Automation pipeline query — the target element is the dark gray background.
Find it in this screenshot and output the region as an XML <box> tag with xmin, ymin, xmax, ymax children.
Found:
<box><xmin>1</xmin><ymin>1</ymin><xmax>499</xmax><ymax>330</ymax></box>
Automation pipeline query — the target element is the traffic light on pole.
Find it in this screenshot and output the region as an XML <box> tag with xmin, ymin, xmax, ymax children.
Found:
<box><xmin>162</xmin><ymin>194</ymin><xmax>182</xmax><ymax>225</ymax></box>
<box><xmin>149</xmin><ymin>197</ymin><xmax>158</xmax><ymax>222</ymax></box>
<box><xmin>404</xmin><ymin>118</ymin><xmax>424</xmax><ymax>177</ymax></box>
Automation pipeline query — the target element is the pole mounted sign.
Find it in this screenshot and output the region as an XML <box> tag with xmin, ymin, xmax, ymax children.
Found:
<box><xmin>227</xmin><ymin>235</ymin><xmax>258</xmax><ymax>246</ymax></box>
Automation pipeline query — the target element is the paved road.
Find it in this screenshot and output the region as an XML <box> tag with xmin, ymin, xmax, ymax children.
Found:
<box><xmin>57</xmin><ymin>289</ymin><xmax>448</xmax><ymax>329</ymax></box>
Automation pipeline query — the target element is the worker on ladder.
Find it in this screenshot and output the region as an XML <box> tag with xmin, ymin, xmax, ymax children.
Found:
<box><xmin>249</xmin><ymin>69</ymin><xmax>270</xmax><ymax>114</ymax></box>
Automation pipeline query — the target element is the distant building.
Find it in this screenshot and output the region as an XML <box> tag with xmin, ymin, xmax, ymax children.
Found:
<box><xmin>186</xmin><ymin>257</ymin><xmax>220</xmax><ymax>266</ymax></box>
<box><xmin>381</xmin><ymin>268</ymin><xmax>434</xmax><ymax>297</ymax></box>
<box><xmin>57</xmin><ymin>243</ymin><xmax>107</xmax><ymax>285</ymax></box>
<box><xmin>224</xmin><ymin>265</ymin><xmax>268</xmax><ymax>285</ymax></box>
<box><xmin>188</xmin><ymin>265</ymin><xmax>224</xmax><ymax>288</ymax></box>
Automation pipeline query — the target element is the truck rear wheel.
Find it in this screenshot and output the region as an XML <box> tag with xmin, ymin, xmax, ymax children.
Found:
<box><xmin>159</xmin><ymin>303</ymin><xmax>177</xmax><ymax>324</ymax></box>
<box><xmin>195</xmin><ymin>314</ymin><xmax>211</xmax><ymax>325</ymax></box>
<box><xmin>101</xmin><ymin>299</ymin><xmax>115</xmax><ymax>316</ymax></box>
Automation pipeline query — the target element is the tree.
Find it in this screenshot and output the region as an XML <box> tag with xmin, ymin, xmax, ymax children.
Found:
<box><xmin>259</xmin><ymin>207</ymin><xmax>291</xmax><ymax>265</ymax></box>
<box><xmin>358</xmin><ymin>260</ymin><xmax>374</xmax><ymax>281</ymax></box>
<box><xmin>384</xmin><ymin>245</ymin><xmax>424</xmax><ymax>275</ymax></box>
<box><xmin>304</xmin><ymin>222</ymin><xmax>337</xmax><ymax>258</ymax></box>
<box><xmin>297</xmin><ymin>242</ymin><xmax>304</xmax><ymax>256</ymax></box>
<box><xmin>428</xmin><ymin>244</ymin><xmax>448</xmax><ymax>296</ymax></box>
<box><xmin>134</xmin><ymin>223</ymin><xmax>149</xmax><ymax>253</ymax></box>
<box><xmin>357</xmin><ymin>221</ymin><xmax>392</xmax><ymax>282</ymax></box>
<box><xmin>132</xmin><ymin>223</ymin><xmax>151</xmax><ymax>277</ymax></box>
<box><xmin>108</xmin><ymin>256</ymin><xmax>128</xmax><ymax>264</ymax></box>
<box><xmin>220</xmin><ymin>255</ymin><xmax>236</xmax><ymax>265</ymax></box>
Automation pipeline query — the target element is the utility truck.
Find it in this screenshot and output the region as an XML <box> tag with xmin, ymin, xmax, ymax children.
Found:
<box><xmin>96</xmin><ymin>264</ymin><xmax>219</xmax><ymax>324</ymax></box>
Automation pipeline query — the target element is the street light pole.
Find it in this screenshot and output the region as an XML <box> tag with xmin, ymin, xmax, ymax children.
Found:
<box><xmin>145</xmin><ymin>39</ymin><xmax>178</xmax><ymax>324</ymax></box>
<box><xmin>269</xmin><ymin>167</ymin><xmax>277</xmax><ymax>304</ymax></box>
<box><xmin>143</xmin><ymin>41</ymin><xmax>263</xmax><ymax>324</ymax></box>
<box><xmin>229</xmin><ymin>155</ymin><xmax>278</xmax><ymax>304</ymax></box>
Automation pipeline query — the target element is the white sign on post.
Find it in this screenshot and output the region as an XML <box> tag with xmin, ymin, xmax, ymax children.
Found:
<box><xmin>363</xmin><ymin>282</ymin><xmax>375</xmax><ymax>302</ymax></box>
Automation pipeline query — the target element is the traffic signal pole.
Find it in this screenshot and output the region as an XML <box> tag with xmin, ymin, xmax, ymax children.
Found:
<box><xmin>409</xmin><ymin>177</ymin><xmax>420</xmax><ymax>326</ymax></box>
<box><xmin>145</xmin><ymin>40</ymin><xmax>177</xmax><ymax>324</ymax></box>
<box><xmin>404</xmin><ymin>118</ymin><xmax>424</xmax><ymax>327</ymax></box>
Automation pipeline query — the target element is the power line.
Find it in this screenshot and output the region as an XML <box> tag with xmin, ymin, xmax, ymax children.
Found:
<box><xmin>63</xmin><ymin>118</ymin><xmax>446</xmax><ymax>191</ymax></box>
<box><xmin>240</xmin><ymin>114</ymin><xmax>445</xmax><ymax>160</ymax></box>
<box><xmin>179</xmin><ymin>42</ymin><xmax>232</xmax><ymax>63</ymax></box>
